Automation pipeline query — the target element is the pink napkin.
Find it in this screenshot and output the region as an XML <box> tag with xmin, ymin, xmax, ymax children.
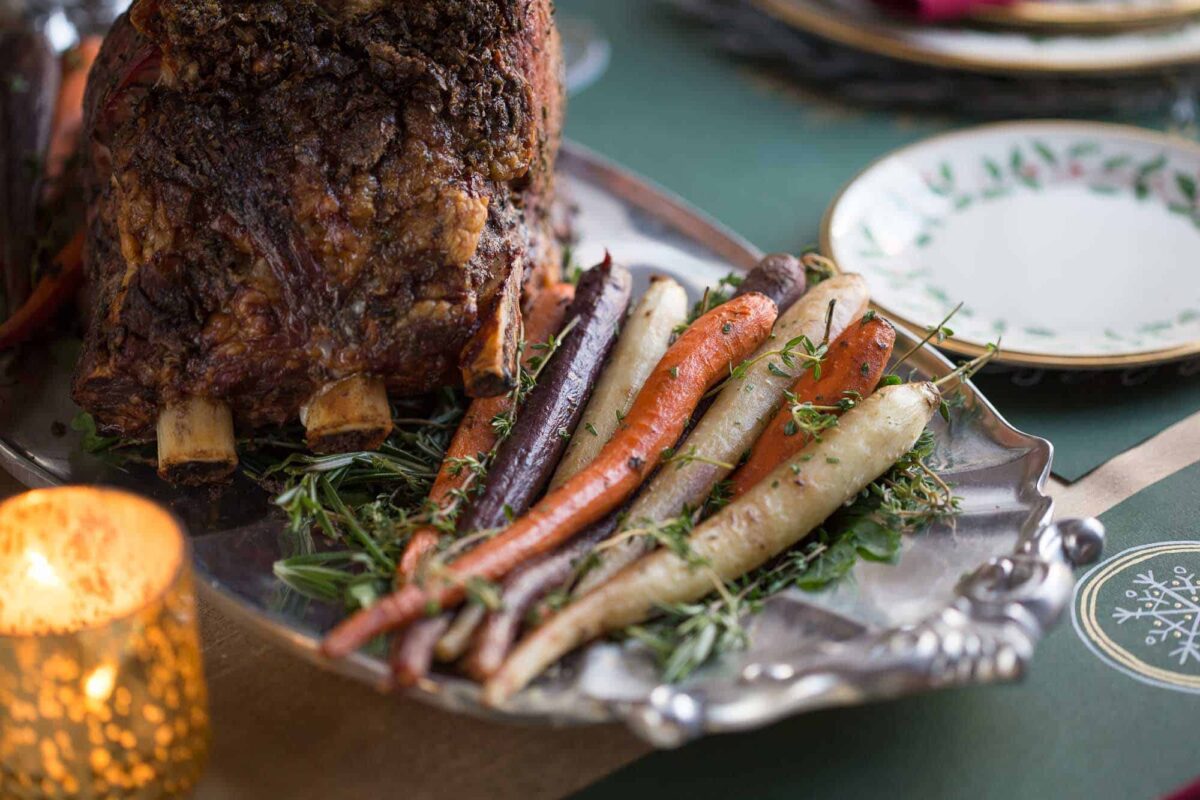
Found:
<box><xmin>872</xmin><ymin>0</ymin><xmax>1016</xmax><ymax>22</ymax></box>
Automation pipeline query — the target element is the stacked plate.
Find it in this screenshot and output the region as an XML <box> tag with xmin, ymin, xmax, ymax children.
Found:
<box><xmin>672</xmin><ymin>0</ymin><xmax>1200</xmax><ymax>118</ymax></box>
<box><xmin>753</xmin><ymin>0</ymin><xmax>1200</xmax><ymax>75</ymax></box>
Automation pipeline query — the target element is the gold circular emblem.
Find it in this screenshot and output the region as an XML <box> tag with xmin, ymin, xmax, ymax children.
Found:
<box><xmin>1072</xmin><ymin>541</ymin><xmax>1200</xmax><ymax>694</ymax></box>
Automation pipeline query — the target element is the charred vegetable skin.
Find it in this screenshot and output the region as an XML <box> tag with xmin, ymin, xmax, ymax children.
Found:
<box><xmin>453</xmin><ymin>259</ymin><xmax>634</xmax><ymax>537</ymax></box>
<box><xmin>72</xmin><ymin>0</ymin><xmax>564</xmax><ymax>439</ymax></box>
<box><xmin>733</xmin><ymin>253</ymin><xmax>806</xmax><ymax>310</ymax></box>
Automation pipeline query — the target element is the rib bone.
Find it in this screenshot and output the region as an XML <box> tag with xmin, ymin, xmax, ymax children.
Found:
<box><xmin>156</xmin><ymin>397</ymin><xmax>238</xmax><ymax>485</ymax></box>
<box><xmin>301</xmin><ymin>375</ymin><xmax>393</xmax><ymax>454</ymax></box>
<box><xmin>460</xmin><ymin>264</ymin><xmax>523</xmax><ymax>398</ymax></box>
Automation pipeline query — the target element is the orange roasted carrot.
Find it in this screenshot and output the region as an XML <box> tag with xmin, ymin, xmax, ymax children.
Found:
<box><xmin>397</xmin><ymin>283</ymin><xmax>576</xmax><ymax>579</ymax></box>
<box><xmin>323</xmin><ymin>292</ymin><xmax>779</xmax><ymax>658</ymax></box>
<box><xmin>44</xmin><ymin>37</ymin><xmax>102</xmax><ymax>193</ymax></box>
<box><xmin>0</xmin><ymin>230</ymin><xmax>84</xmax><ymax>350</ymax></box>
<box><xmin>728</xmin><ymin>315</ymin><xmax>895</xmax><ymax>497</ymax></box>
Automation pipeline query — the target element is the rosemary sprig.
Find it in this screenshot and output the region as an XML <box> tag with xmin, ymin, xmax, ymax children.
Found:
<box><xmin>267</xmin><ymin>321</ymin><xmax>578</xmax><ymax>610</ymax></box>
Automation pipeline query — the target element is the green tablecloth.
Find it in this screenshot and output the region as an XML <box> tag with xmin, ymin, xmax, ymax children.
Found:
<box><xmin>560</xmin><ymin>0</ymin><xmax>1200</xmax><ymax>482</ymax></box>
<box><xmin>558</xmin><ymin>1</ymin><xmax>1200</xmax><ymax>797</ymax></box>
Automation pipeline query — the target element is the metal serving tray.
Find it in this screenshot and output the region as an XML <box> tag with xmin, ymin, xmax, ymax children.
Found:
<box><xmin>0</xmin><ymin>143</ymin><xmax>1104</xmax><ymax>746</ymax></box>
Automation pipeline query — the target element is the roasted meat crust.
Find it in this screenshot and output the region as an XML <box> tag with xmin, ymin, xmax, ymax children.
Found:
<box><xmin>73</xmin><ymin>0</ymin><xmax>563</xmax><ymax>436</ymax></box>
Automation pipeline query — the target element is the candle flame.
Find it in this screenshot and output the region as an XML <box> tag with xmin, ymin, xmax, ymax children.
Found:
<box><xmin>83</xmin><ymin>663</ymin><xmax>117</xmax><ymax>702</ymax></box>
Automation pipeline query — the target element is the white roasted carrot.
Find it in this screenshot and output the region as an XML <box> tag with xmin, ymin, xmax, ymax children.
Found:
<box><xmin>572</xmin><ymin>273</ymin><xmax>870</xmax><ymax>596</ymax></box>
<box><xmin>549</xmin><ymin>275</ymin><xmax>689</xmax><ymax>489</ymax></box>
<box><xmin>483</xmin><ymin>380</ymin><xmax>940</xmax><ymax>705</ymax></box>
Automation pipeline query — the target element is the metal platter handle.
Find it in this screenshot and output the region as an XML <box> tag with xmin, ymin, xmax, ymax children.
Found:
<box><xmin>621</xmin><ymin>518</ymin><xmax>1106</xmax><ymax>748</ymax></box>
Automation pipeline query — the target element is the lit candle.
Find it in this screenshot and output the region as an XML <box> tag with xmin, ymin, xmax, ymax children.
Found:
<box><xmin>0</xmin><ymin>488</ymin><xmax>209</xmax><ymax>798</ymax></box>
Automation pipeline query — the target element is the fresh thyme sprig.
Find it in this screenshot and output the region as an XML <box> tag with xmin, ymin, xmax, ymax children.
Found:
<box><xmin>660</xmin><ymin>445</ymin><xmax>736</xmax><ymax>472</ymax></box>
<box><xmin>492</xmin><ymin>316</ymin><xmax>579</xmax><ymax>439</ymax></box>
<box><xmin>598</xmin><ymin>512</ymin><xmax>708</xmax><ymax>570</ymax></box>
<box><xmin>703</xmin><ymin>331</ymin><xmax>829</xmax><ymax>400</ymax></box>
<box><xmin>893</xmin><ymin>302</ymin><xmax>964</xmax><ymax>370</ymax></box>
<box><xmin>781</xmin><ymin>392</ymin><xmax>860</xmax><ymax>440</ymax></box>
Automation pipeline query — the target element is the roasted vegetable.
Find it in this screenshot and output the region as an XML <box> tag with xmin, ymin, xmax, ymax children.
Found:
<box><xmin>464</xmin><ymin>513</ymin><xmax>620</xmax><ymax>680</ymax></box>
<box><xmin>549</xmin><ymin>275</ymin><xmax>688</xmax><ymax>490</ymax></box>
<box><xmin>733</xmin><ymin>253</ymin><xmax>807</xmax><ymax>310</ymax></box>
<box><xmin>0</xmin><ymin>231</ymin><xmax>83</xmax><ymax>350</ymax></box>
<box><xmin>435</xmin><ymin>277</ymin><xmax>683</xmax><ymax>664</ymax></box>
<box><xmin>322</xmin><ymin>292</ymin><xmax>778</xmax><ymax>657</ymax></box>
<box><xmin>573</xmin><ymin>274</ymin><xmax>870</xmax><ymax>596</ymax></box>
<box><xmin>398</xmin><ymin>283</ymin><xmax>576</xmax><ymax>580</ymax></box>
<box><xmin>730</xmin><ymin>315</ymin><xmax>896</xmax><ymax>496</ymax></box>
<box><xmin>451</xmin><ymin>258</ymin><xmax>632</xmax><ymax>538</ymax></box>
<box><xmin>483</xmin><ymin>381</ymin><xmax>941</xmax><ymax>704</ymax></box>
<box><xmin>392</xmin><ymin>283</ymin><xmax>579</xmax><ymax>683</ymax></box>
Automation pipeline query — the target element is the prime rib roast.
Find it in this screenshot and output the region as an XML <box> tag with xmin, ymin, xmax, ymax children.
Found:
<box><xmin>72</xmin><ymin>0</ymin><xmax>564</xmax><ymax>482</ymax></box>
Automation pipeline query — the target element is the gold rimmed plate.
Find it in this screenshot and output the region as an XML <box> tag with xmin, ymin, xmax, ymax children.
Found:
<box><xmin>822</xmin><ymin>120</ymin><xmax>1200</xmax><ymax>370</ymax></box>
<box><xmin>753</xmin><ymin>0</ymin><xmax>1200</xmax><ymax>75</ymax></box>
<box><xmin>968</xmin><ymin>0</ymin><xmax>1200</xmax><ymax>34</ymax></box>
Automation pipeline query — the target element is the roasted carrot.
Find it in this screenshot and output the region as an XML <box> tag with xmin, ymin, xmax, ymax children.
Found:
<box><xmin>397</xmin><ymin>283</ymin><xmax>575</xmax><ymax>579</ymax></box>
<box><xmin>0</xmin><ymin>230</ymin><xmax>84</xmax><ymax>351</ymax></box>
<box><xmin>571</xmin><ymin>273</ymin><xmax>870</xmax><ymax>597</ymax></box>
<box><xmin>484</xmin><ymin>382</ymin><xmax>941</xmax><ymax>704</ymax></box>
<box><xmin>44</xmin><ymin>37</ymin><xmax>103</xmax><ymax>193</ymax></box>
<box><xmin>322</xmin><ymin>292</ymin><xmax>779</xmax><ymax>658</ymax></box>
<box><xmin>728</xmin><ymin>315</ymin><xmax>896</xmax><ymax>497</ymax></box>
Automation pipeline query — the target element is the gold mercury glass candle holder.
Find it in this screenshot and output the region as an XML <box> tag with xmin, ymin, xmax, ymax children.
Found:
<box><xmin>0</xmin><ymin>487</ymin><xmax>209</xmax><ymax>799</ymax></box>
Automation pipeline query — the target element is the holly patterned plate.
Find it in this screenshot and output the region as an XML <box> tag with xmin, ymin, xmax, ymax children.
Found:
<box><xmin>822</xmin><ymin>121</ymin><xmax>1200</xmax><ymax>369</ymax></box>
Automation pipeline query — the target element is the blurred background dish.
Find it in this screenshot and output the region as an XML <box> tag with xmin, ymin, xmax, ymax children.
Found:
<box><xmin>671</xmin><ymin>0</ymin><xmax>1200</xmax><ymax>120</ymax></box>
<box><xmin>967</xmin><ymin>0</ymin><xmax>1200</xmax><ymax>34</ymax></box>
<box><xmin>752</xmin><ymin>0</ymin><xmax>1200</xmax><ymax>74</ymax></box>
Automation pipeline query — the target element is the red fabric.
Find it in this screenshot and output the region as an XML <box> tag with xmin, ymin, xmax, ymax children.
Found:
<box><xmin>1165</xmin><ymin>777</ymin><xmax>1200</xmax><ymax>800</ymax></box>
<box><xmin>872</xmin><ymin>0</ymin><xmax>1015</xmax><ymax>22</ymax></box>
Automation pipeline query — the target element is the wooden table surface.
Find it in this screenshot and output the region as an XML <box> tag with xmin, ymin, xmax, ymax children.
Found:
<box><xmin>0</xmin><ymin>468</ymin><xmax>649</xmax><ymax>799</ymax></box>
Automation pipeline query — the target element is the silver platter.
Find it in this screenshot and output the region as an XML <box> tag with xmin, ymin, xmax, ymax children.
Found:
<box><xmin>0</xmin><ymin>143</ymin><xmax>1104</xmax><ymax>747</ymax></box>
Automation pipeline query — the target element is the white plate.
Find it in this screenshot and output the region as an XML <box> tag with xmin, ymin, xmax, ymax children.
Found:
<box><xmin>823</xmin><ymin>121</ymin><xmax>1200</xmax><ymax>369</ymax></box>
<box><xmin>754</xmin><ymin>0</ymin><xmax>1200</xmax><ymax>74</ymax></box>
